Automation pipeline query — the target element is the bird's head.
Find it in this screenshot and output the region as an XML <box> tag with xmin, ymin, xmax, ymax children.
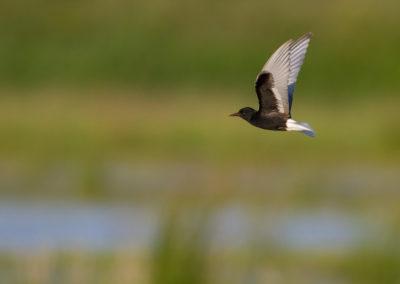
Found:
<box><xmin>230</xmin><ymin>107</ymin><xmax>256</xmax><ymax>121</ymax></box>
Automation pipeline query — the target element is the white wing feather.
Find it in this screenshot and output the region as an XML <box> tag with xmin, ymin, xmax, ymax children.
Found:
<box><xmin>288</xmin><ymin>33</ymin><xmax>312</xmax><ymax>85</ymax></box>
<box><xmin>260</xmin><ymin>39</ymin><xmax>293</xmax><ymax>113</ymax></box>
<box><xmin>258</xmin><ymin>33</ymin><xmax>312</xmax><ymax>114</ymax></box>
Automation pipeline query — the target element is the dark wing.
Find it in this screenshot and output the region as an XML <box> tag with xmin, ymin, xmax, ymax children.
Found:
<box><xmin>287</xmin><ymin>33</ymin><xmax>312</xmax><ymax>117</ymax></box>
<box><xmin>255</xmin><ymin>72</ymin><xmax>276</xmax><ymax>113</ymax></box>
<box><xmin>255</xmin><ymin>39</ymin><xmax>293</xmax><ymax>116</ymax></box>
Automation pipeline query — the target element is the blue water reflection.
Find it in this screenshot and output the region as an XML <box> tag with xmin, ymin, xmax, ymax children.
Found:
<box><xmin>0</xmin><ymin>200</ymin><xmax>373</xmax><ymax>252</ymax></box>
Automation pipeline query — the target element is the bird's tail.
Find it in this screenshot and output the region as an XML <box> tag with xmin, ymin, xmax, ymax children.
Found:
<box><xmin>286</xmin><ymin>119</ymin><xmax>316</xmax><ymax>137</ymax></box>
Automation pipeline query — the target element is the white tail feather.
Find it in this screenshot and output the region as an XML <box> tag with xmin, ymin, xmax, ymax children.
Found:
<box><xmin>286</xmin><ymin>119</ymin><xmax>316</xmax><ymax>137</ymax></box>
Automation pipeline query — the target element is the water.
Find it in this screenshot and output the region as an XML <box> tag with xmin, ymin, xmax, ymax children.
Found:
<box><xmin>0</xmin><ymin>200</ymin><xmax>374</xmax><ymax>253</ymax></box>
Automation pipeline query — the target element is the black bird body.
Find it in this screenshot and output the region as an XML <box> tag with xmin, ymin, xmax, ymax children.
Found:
<box><xmin>233</xmin><ymin>108</ymin><xmax>287</xmax><ymax>131</ymax></box>
<box><xmin>230</xmin><ymin>33</ymin><xmax>315</xmax><ymax>137</ymax></box>
<box><xmin>251</xmin><ymin>112</ymin><xmax>287</xmax><ymax>131</ymax></box>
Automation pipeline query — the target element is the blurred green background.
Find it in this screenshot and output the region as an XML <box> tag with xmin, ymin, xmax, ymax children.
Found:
<box><xmin>1</xmin><ymin>0</ymin><xmax>400</xmax><ymax>283</ymax></box>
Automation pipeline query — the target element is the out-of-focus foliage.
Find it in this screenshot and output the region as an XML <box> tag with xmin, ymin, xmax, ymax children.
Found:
<box><xmin>0</xmin><ymin>90</ymin><xmax>399</xmax><ymax>200</ymax></box>
<box><xmin>0</xmin><ymin>0</ymin><xmax>399</xmax><ymax>93</ymax></box>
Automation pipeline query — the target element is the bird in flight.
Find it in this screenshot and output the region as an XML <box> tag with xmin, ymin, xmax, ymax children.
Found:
<box><xmin>230</xmin><ymin>33</ymin><xmax>315</xmax><ymax>137</ymax></box>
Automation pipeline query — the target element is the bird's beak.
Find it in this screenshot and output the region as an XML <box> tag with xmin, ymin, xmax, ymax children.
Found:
<box><xmin>229</xmin><ymin>112</ymin><xmax>240</xmax><ymax>117</ymax></box>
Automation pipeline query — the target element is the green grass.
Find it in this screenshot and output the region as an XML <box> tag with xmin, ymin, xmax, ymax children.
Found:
<box><xmin>0</xmin><ymin>0</ymin><xmax>400</xmax><ymax>93</ymax></box>
<box><xmin>0</xmin><ymin>88</ymin><xmax>398</xmax><ymax>164</ymax></box>
<box><xmin>0</xmin><ymin>87</ymin><xmax>398</xmax><ymax>205</ymax></box>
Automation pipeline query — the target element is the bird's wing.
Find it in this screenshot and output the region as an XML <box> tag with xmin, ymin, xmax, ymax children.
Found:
<box><xmin>288</xmin><ymin>33</ymin><xmax>312</xmax><ymax>116</ymax></box>
<box><xmin>255</xmin><ymin>39</ymin><xmax>293</xmax><ymax>115</ymax></box>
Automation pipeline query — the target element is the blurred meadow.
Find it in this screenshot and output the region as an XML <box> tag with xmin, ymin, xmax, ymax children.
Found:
<box><xmin>1</xmin><ymin>0</ymin><xmax>400</xmax><ymax>283</ymax></box>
